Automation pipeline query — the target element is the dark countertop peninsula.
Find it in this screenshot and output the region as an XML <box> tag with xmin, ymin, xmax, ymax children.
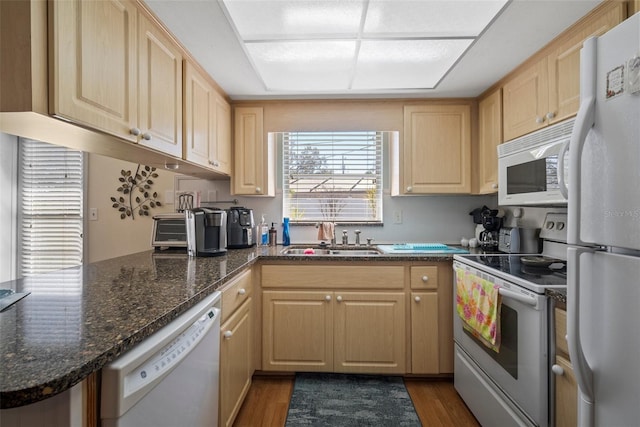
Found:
<box><xmin>0</xmin><ymin>245</ymin><xmax>459</xmax><ymax>408</ymax></box>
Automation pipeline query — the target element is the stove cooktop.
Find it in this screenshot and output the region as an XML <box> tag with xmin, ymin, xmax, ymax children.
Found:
<box><xmin>454</xmin><ymin>253</ymin><xmax>567</xmax><ymax>293</ymax></box>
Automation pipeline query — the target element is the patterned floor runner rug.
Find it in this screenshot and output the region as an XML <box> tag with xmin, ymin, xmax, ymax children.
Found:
<box><xmin>285</xmin><ymin>373</ymin><xmax>422</xmax><ymax>426</ymax></box>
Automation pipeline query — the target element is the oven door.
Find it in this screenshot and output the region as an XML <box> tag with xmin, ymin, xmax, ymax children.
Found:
<box><xmin>453</xmin><ymin>261</ymin><xmax>549</xmax><ymax>426</ymax></box>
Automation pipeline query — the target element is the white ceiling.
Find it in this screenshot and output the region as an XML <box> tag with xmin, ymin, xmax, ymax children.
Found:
<box><xmin>143</xmin><ymin>0</ymin><xmax>602</xmax><ymax>100</ymax></box>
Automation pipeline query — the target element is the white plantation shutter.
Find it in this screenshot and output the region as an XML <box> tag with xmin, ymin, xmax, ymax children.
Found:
<box><xmin>283</xmin><ymin>131</ymin><xmax>383</xmax><ymax>223</ymax></box>
<box><xmin>18</xmin><ymin>139</ymin><xmax>84</xmax><ymax>277</ymax></box>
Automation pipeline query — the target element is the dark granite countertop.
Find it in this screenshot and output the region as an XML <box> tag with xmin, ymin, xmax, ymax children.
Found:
<box><xmin>0</xmin><ymin>245</ymin><xmax>458</xmax><ymax>408</ymax></box>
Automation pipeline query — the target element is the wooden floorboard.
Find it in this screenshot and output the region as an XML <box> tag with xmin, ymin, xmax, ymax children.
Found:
<box><xmin>232</xmin><ymin>375</ymin><xmax>479</xmax><ymax>427</ymax></box>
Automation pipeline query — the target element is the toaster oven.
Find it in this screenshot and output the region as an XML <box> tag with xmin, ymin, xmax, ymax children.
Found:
<box><xmin>151</xmin><ymin>213</ymin><xmax>187</xmax><ymax>249</ymax></box>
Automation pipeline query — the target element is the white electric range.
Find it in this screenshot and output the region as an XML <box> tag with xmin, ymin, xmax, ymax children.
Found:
<box><xmin>452</xmin><ymin>213</ymin><xmax>567</xmax><ymax>427</ymax></box>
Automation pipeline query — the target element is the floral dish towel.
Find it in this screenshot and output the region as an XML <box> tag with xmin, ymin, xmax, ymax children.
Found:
<box><xmin>455</xmin><ymin>268</ymin><xmax>502</xmax><ymax>352</ymax></box>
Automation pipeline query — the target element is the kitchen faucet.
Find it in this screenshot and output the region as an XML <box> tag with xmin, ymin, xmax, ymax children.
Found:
<box><xmin>354</xmin><ymin>230</ymin><xmax>361</xmax><ymax>246</ymax></box>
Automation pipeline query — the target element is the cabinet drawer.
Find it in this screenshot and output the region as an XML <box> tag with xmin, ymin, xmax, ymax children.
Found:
<box><xmin>410</xmin><ymin>266</ymin><xmax>438</xmax><ymax>290</ymax></box>
<box><xmin>262</xmin><ymin>265</ymin><xmax>404</xmax><ymax>289</ymax></box>
<box><xmin>221</xmin><ymin>269</ymin><xmax>253</xmax><ymax>322</ymax></box>
<box><xmin>555</xmin><ymin>308</ymin><xmax>569</xmax><ymax>357</ymax></box>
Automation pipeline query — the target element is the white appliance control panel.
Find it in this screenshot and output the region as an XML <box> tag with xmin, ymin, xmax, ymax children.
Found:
<box><xmin>539</xmin><ymin>212</ymin><xmax>568</xmax><ymax>242</ymax></box>
<box><xmin>124</xmin><ymin>307</ymin><xmax>219</xmax><ymax>395</ymax></box>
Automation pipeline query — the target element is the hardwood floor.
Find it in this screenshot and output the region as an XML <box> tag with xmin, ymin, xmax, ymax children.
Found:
<box><xmin>232</xmin><ymin>375</ymin><xmax>479</xmax><ymax>427</ymax></box>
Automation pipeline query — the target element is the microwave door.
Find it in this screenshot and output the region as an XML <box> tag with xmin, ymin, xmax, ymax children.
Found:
<box><xmin>498</xmin><ymin>132</ymin><xmax>570</xmax><ymax>206</ymax></box>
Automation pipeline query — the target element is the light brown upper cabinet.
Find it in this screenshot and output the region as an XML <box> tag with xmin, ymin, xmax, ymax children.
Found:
<box><xmin>51</xmin><ymin>0</ymin><xmax>183</xmax><ymax>157</ymax></box>
<box><xmin>232</xmin><ymin>107</ymin><xmax>275</xmax><ymax>196</ymax></box>
<box><xmin>400</xmin><ymin>104</ymin><xmax>471</xmax><ymax>194</ymax></box>
<box><xmin>503</xmin><ymin>1</ymin><xmax>625</xmax><ymax>141</ymax></box>
<box><xmin>184</xmin><ymin>61</ymin><xmax>231</xmax><ymax>175</ymax></box>
<box><xmin>477</xmin><ymin>88</ymin><xmax>503</xmax><ymax>194</ymax></box>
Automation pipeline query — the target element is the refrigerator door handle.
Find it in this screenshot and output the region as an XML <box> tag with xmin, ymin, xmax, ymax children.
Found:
<box><xmin>567</xmin><ymin>37</ymin><xmax>597</xmax><ymax>247</ymax></box>
<box><xmin>567</xmin><ymin>247</ymin><xmax>595</xmax><ymax>427</ymax></box>
<box><xmin>557</xmin><ymin>137</ymin><xmax>570</xmax><ymax>200</ymax></box>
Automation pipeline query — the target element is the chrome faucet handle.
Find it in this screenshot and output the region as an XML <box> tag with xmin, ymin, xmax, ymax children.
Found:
<box><xmin>366</xmin><ymin>238</ymin><xmax>373</xmax><ymax>246</ymax></box>
<box><xmin>354</xmin><ymin>230</ymin><xmax>361</xmax><ymax>246</ymax></box>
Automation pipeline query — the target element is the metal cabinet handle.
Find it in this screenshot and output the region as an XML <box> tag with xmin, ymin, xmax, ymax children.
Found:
<box><xmin>552</xmin><ymin>364</ymin><xmax>564</xmax><ymax>376</ymax></box>
<box><xmin>535</xmin><ymin>116</ymin><xmax>545</xmax><ymax>124</ymax></box>
<box><xmin>223</xmin><ymin>330</ymin><xmax>233</xmax><ymax>339</ymax></box>
<box><xmin>422</xmin><ymin>275</ymin><xmax>429</xmax><ymax>282</ymax></box>
<box><xmin>238</xmin><ymin>288</ymin><xmax>246</xmax><ymax>296</ymax></box>
<box><xmin>546</xmin><ymin>112</ymin><xmax>556</xmax><ymax>120</ymax></box>
<box><xmin>414</xmin><ymin>296</ymin><xmax>421</xmax><ymax>303</ymax></box>
<box><xmin>130</xmin><ymin>127</ymin><xmax>141</xmax><ymax>136</ymax></box>
<box><xmin>336</xmin><ymin>296</ymin><xmax>343</xmax><ymax>302</ymax></box>
<box><xmin>255</xmin><ymin>187</ymin><xmax>261</xmax><ymax>193</ymax></box>
<box><xmin>492</xmin><ymin>183</ymin><xmax>498</xmax><ymax>189</ymax></box>
<box><xmin>325</xmin><ymin>295</ymin><xmax>331</xmax><ymax>302</ymax></box>
<box><xmin>142</xmin><ymin>133</ymin><xmax>152</xmax><ymax>141</ymax></box>
<box><xmin>406</xmin><ymin>186</ymin><xmax>413</xmax><ymax>193</ymax></box>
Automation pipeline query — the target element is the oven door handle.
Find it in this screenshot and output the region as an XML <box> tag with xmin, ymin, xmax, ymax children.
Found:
<box><xmin>498</xmin><ymin>287</ymin><xmax>537</xmax><ymax>307</ymax></box>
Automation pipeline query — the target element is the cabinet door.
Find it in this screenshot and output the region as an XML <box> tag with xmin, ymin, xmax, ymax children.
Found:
<box><xmin>554</xmin><ymin>355</ymin><xmax>577</xmax><ymax>427</ymax></box>
<box><xmin>548</xmin><ymin>2</ymin><xmax>626</xmax><ymax>125</ymax></box>
<box><xmin>402</xmin><ymin>105</ymin><xmax>471</xmax><ymax>194</ymax></box>
<box><xmin>262</xmin><ymin>291</ymin><xmax>333</xmax><ymax>372</ymax></box>
<box><xmin>220</xmin><ymin>298</ymin><xmax>253</xmax><ymax>427</ymax></box>
<box><xmin>183</xmin><ymin>62</ymin><xmax>230</xmax><ymax>174</ymax></box>
<box><xmin>51</xmin><ymin>0</ymin><xmax>137</xmax><ymax>141</ymax></box>
<box><xmin>184</xmin><ymin>61</ymin><xmax>214</xmax><ymax>167</ymax></box>
<box><xmin>503</xmin><ymin>58</ymin><xmax>549</xmax><ymax>141</ymax></box>
<box><xmin>137</xmin><ymin>13</ymin><xmax>183</xmax><ymax>157</ymax></box>
<box><xmin>410</xmin><ymin>292</ymin><xmax>439</xmax><ymax>374</ymax></box>
<box><xmin>477</xmin><ymin>88</ymin><xmax>502</xmax><ymax>194</ymax></box>
<box><xmin>334</xmin><ymin>292</ymin><xmax>405</xmax><ymax>374</ymax></box>
<box><xmin>213</xmin><ymin>94</ymin><xmax>232</xmax><ymax>175</ymax></box>
<box><xmin>233</xmin><ymin>107</ymin><xmax>271</xmax><ymax>195</ymax></box>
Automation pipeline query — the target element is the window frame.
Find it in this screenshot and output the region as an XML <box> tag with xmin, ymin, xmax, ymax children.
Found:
<box><xmin>281</xmin><ymin>131</ymin><xmax>384</xmax><ymax>224</ymax></box>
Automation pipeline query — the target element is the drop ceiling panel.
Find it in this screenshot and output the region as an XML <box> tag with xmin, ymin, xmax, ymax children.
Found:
<box><xmin>246</xmin><ymin>41</ymin><xmax>357</xmax><ymax>91</ymax></box>
<box><xmin>363</xmin><ymin>1</ymin><xmax>508</xmax><ymax>37</ymax></box>
<box><xmin>223</xmin><ymin>0</ymin><xmax>365</xmax><ymax>39</ymax></box>
<box><xmin>353</xmin><ymin>39</ymin><xmax>474</xmax><ymax>89</ymax></box>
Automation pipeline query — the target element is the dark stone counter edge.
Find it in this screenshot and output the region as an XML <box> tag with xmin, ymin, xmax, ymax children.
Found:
<box><xmin>0</xmin><ymin>262</ymin><xmax>257</xmax><ymax>409</ymax></box>
<box><xmin>0</xmin><ymin>249</ymin><xmax>457</xmax><ymax>409</ymax></box>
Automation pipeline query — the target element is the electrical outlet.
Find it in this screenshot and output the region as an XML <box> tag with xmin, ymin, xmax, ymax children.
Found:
<box><xmin>89</xmin><ymin>208</ymin><xmax>98</xmax><ymax>221</ymax></box>
<box><xmin>165</xmin><ymin>190</ymin><xmax>174</xmax><ymax>205</ymax></box>
<box><xmin>393</xmin><ymin>210</ymin><xmax>403</xmax><ymax>224</ymax></box>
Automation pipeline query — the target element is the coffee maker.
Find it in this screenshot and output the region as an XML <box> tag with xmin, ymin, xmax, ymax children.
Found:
<box><xmin>185</xmin><ymin>208</ymin><xmax>227</xmax><ymax>257</ymax></box>
<box><xmin>479</xmin><ymin>209</ymin><xmax>503</xmax><ymax>250</ymax></box>
<box><xmin>227</xmin><ymin>207</ymin><xmax>256</xmax><ymax>249</ymax></box>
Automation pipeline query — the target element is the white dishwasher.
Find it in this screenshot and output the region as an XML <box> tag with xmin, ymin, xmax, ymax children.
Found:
<box><xmin>101</xmin><ymin>291</ymin><xmax>221</xmax><ymax>427</ymax></box>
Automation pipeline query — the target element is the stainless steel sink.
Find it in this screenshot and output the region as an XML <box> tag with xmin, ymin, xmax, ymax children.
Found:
<box><xmin>280</xmin><ymin>246</ymin><xmax>382</xmax><ymax>256</ymax></box>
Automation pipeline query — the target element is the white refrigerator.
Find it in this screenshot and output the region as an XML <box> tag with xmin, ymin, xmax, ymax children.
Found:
<box><xmin>565</xmin><ymin>12</ymin><xmax>640</xmax><ymax>427</ymax></box>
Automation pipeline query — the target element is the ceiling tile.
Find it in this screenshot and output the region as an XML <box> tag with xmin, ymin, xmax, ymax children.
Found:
<box><xmin>246</xmin><ymin>40</ymin><xmax>357</xmax><ymax>91</ymax></box>
<box><xmin>222</xmin><ymin>0</ymin><xmax>365</xmax><ymax>40</ymax></box>
<box><xmin>363</xmin><ymin>1</ymin><xmax>508</xmax><ymax>37</ymax></box>
<box><xmin>353</xmin><ymin>39</ymin><xmax>473</xmax><ymax>89</ymax></box>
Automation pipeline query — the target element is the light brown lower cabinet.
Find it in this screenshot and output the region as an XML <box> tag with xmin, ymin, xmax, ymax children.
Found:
<box><xmin>219</xmin><ymin>298</ymin><xmax>253</xmax><ymax>427</ymax></box>
<box><xmin>262</xmin><ymin>290</ymin><xmax>406</xmax><ymax>374</ymax></box>
<box><xmin>410</xmin><ymin>292</ymin><xmax>439</xmax><ymax>374</ymax></box>
<box><xmin>554</xmin><ymin>307</ymin><xmax>577</xmax><ymax>427</ymax></box>
<box><xmin>554</xmin><ymin>354</ymin><xmax>577</xmax><ymax>427</ymax></box>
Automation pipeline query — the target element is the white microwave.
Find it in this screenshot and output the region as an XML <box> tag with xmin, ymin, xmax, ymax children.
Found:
<box><xmin>498</xmin><ymin>119</ymin><xmax>574</xmax><ymax>206</ymax></box>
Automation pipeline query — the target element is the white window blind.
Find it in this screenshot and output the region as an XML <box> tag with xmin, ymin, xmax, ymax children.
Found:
<box><xmin>283</xmin><ymin>131</ymin><xmax>383</xmax><ymax>223</ymax></box>
<box><xmin>18</xmin><ymin>139</ymin><xmax>84</xmax><ymax>277</ymax></box>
